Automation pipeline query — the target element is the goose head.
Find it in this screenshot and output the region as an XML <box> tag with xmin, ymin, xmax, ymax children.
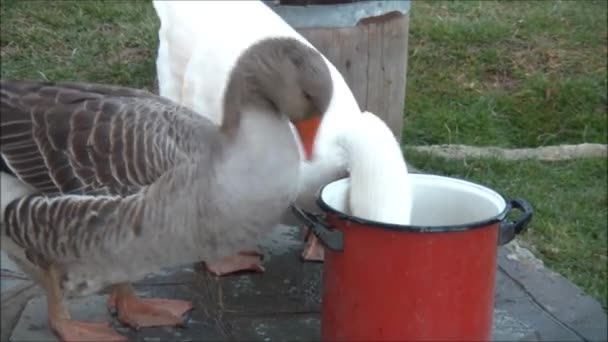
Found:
<box><xmin>222</xmin><ymin>37</ymin><xmax>333</xmax><ymax>160</ymax></box>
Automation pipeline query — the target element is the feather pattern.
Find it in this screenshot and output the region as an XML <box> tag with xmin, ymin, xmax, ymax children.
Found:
<box><xmin>0</xmin><ymin>81</ymin><xmax>210</xmax><ymax>196</ymax></box>
<box><xmin>3</xmin><ymin>192</ymin><xmax>142</xmax><ymax>265</ymax></box>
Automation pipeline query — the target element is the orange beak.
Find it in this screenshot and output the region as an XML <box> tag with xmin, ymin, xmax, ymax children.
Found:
<box><xmin>293</xmin><ymin>116</ymin><xmax>321</xmax><ymax>161</ymax></box>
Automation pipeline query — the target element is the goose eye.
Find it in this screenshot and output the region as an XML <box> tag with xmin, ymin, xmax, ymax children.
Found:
<box><xmin>303</xmin><ymin>92</ymin><xmax>312</xmax><ymax>101</ymax></box>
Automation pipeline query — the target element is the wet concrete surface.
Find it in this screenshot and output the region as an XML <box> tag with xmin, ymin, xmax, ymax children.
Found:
<box><xmin>2</xmin><ymin>225</ymin><xmax>607</xmax><ymax>341</ymax></box>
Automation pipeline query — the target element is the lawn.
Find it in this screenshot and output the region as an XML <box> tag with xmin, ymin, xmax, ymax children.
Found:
<box><xmin>1</xmin><ymin>0</ymin><xmax>607</xmax><ymax>308</ymax></box>
<box><xmin>0</xmin><ymin>0</ymin><xmax>158</xmax><ymax>89</ymax></box>
<box><xmin>404</xmin><ymin>1</ymin><xmax>607</xmax><ymax>309</ymax></box>
<box><xmin>404</xmin><ymin>0</ymin><xmax>607</xmax><ymax>148</ymax></box>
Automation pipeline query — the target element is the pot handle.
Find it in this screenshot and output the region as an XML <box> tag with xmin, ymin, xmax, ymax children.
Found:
<box><xmin>498</xmin><ymin>198</ymin><xmax>533</xmax><ymax>245</ymax></box>
<box><xmin>291</xmin><ymin>206</ymin><xmax>344</xmax><ymax>251</ymax></box>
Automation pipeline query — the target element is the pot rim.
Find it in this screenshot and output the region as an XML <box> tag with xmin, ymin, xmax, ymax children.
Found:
<box><xmin>315</xmin><ymin>174</ymin><xmax>511</xmax><ymax>233</ymax></box>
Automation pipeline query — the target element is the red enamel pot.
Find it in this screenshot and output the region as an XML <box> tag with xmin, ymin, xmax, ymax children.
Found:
<box><xmin>293</xmin><ymin>174</ymin><xmax>533</xmax><ymax>342</ymax></box>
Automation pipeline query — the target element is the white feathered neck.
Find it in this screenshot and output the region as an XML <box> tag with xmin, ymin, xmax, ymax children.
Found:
<box><xmin>338</xmin><ymin>112</ymin><xmax>413</xmax><ymax>225</ymax></box>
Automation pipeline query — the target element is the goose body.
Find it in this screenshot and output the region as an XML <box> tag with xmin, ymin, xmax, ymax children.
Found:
<box><xmin>153</xmin><ymin>0</ymin><xmax>359</xmax><ymax>201</ymax></box>
<box><xmin>0</xmin><ymin>37</ymin><xmax>331</xmax><ymax>341</ymax></box>
<box><xmin>3</xmin><ymin>92</ymin><xmax>297</xmax><ymax>295</ymax></box>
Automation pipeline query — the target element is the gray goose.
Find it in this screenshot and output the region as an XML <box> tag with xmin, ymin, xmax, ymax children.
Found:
<box><xmin>0</xmin><ymin>37</ymin><xmax>331</xmax><ymax>341</ymax></box>
<box><xmin>152</xmin><ymin>0</ymin><xmax>356</xmax><ymax>267</ymax></box>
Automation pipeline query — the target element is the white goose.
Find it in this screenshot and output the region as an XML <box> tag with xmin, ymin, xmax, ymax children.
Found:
<box><xmin>339</xmin><ymin>112</ymin><xmax>413</xmax><ymax>224</ymax></box>
<box><xmin>153</xmin><ymin>0</ymin><xmax>362</xmax><ymax>267</ymax></box>
<box><xmin>291</xmin><ymin>111</ymin><xmax>414</xmax><ymax>261</ymax></box>
<box><xmin>0</xmin><ymin>37</ymin><xmax>330</xmax><ymax>341</ymax></box>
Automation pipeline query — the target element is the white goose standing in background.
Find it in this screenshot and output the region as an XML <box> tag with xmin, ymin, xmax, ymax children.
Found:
<box><xmin>153</xmin><ymin>0</ymin><xmax>362</xmax><ymax>268</ymax></box>
<box><xmin>0</xmin><ymin>37</ymin><xmax>330</xmax><ymax>341</ymax></box>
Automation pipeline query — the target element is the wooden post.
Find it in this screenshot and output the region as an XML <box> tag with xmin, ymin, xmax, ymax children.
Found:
<box><xmin>267</xmin><ymin>0</ymin><xmax>411</xmax><ymax>142</ymax></box>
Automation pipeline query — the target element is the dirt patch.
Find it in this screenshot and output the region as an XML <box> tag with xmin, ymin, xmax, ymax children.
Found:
<box><xmin>483</xmin><ymin>66</ymin><xmax>519</xmax><ymax>90</ymax></box>
<box><xmin>0</xmin><ymin>44</ymin><xmax>19</xmax><ymax>59</ymax></box>
<box><xmin>96</xmin><ymin>23</ymin><xmax>119</xmax><ymax>34</ymax></box>
<box><xmin>108</xmin><ymin>47</ymin><xmax>150</xmax><ymax>65</ymax></box>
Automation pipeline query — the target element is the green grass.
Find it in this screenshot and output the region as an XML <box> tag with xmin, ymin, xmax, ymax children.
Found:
<box><xmin>404</xmin><ymin>1</ymin><xmax>607</xmax><ymax>147</ymax></box>
<box><xmin>0</xmin><ymin>0</ymin><xmax>158</xmax><ymax>89</ymax></box>
<box><xmin>1</xmin><ymin>0</ymin><xmax>607</xmax><ymax>309</ymax></box>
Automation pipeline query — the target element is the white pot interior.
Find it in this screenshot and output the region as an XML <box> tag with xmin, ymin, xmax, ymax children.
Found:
<box><xmin>320</xmin><ymin>174</ymin><xmax>507</xmax><ymax>227</ymax></box>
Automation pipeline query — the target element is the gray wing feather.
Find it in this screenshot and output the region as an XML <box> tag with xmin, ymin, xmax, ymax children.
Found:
<box><xmin>3</xmin><ymin>192</ymin><xmax>144</xmax><ymax>265</ymax></box>
<box><xmin>0</xmin><ymin>80</ymin><xmax>214</xmax><ymax>196</ymax></box>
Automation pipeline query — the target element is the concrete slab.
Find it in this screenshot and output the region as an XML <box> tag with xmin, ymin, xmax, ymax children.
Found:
<box><xmin>499</xmin><ymin>243</ymin><xmax>608</xmax><ymax>341</ymax></box>
<box><xmin>3</xmin><ymin>225</ymin><xmax>607</xmax><ymax>342</ymax></box>
<box><xmin>10</xmin><ymin>292</ymin><xmax>544</xmax><ymax>342</ymax></box>
<box><xmin>1</xmin><ymin>250</ymin><xmax>23</xmax><ymax>274</ymax></box>
<box><xmin>1</xmin><ymin>250</ymin><xmax>32</xmax><ymax>294</ymax></box>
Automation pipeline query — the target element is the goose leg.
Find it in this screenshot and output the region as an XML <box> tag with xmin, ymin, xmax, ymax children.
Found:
<box><xmin>107</xmin><ymin>283</ymin><xmax>193</xmax><ymax>330</ymax></box>
<box><xmin>301</xmin><ymin>229</ymin><xmax>325</xmax><ymax>261</ymax></box>
<box><xmin>205</xmin><ymin>250</ymin><xmax>265</xmax><ymax>276</ymax></box>
<box><xmin>44</xmin><ymin>266</ymin><xmax>126</xmax><ymax>342</ymax></box>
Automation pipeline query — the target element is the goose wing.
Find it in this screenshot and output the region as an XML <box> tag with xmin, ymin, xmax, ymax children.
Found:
<box><xmin>3</xmin><ymin>191</ymin><xmax>145</xmax><ymax>266</ymax></box>
<box><xmin>0</xmin><ymin>80</ymin><xmax>216</xmax><ymax>196</ymax></box>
